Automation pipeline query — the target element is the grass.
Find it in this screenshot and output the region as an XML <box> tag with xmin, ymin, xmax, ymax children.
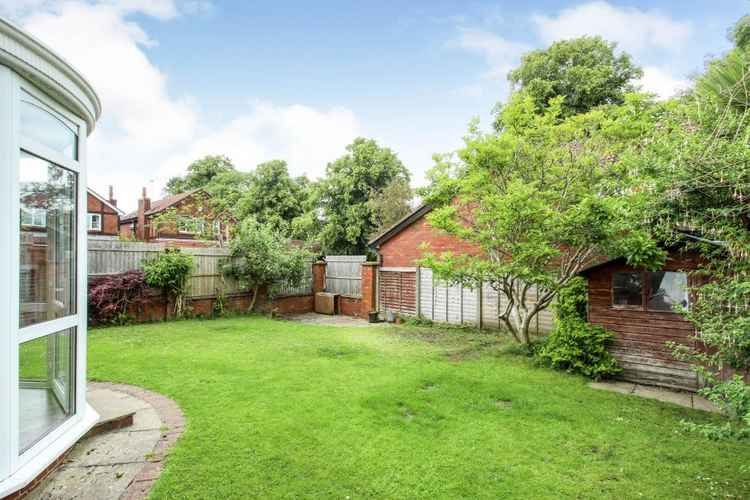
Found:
<box><xmin>88</xmin><ymin>316</ymin><xmax>750</xmax><ymax>499</ymax></box>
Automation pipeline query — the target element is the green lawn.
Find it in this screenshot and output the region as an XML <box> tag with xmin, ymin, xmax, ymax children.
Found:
<box><xmin>88</xmin><ymin>317</ymin><xmax>750</xmax><ymax>499</ymax></box>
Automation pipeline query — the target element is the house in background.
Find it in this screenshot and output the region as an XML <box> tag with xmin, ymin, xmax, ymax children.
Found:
<box><xmin>119</xmin><ymin>187</ymin><xmax>232</xmax><ymax>247</ymax></box>
<box><xmin>87</xmin><ymin>186</ymin><xmax>123</xmax><ymax>239</ymax></box>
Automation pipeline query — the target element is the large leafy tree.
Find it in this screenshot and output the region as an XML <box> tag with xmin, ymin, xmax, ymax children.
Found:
<box><xmin>503</xmin><ymin>36</ymin><xmax>642</xmax><ymax>122</ymax></box>
<box><xmin>236</xmin><ymin>160</ymin><xmax>306</xmax><ymax>231</ymax></box>
<box><xmin>366</xmin><ymin>177</ymin><xmax>413</xmax><ymax>238</ymax></box>
<box><xmin>318</xmin><ymin>137</ymin><xmax>410</xmax><ymax>254</ymax></box>
<box><xmin>422</xmin><ymin>94</ymin><xmax>665</xmax><ymax>345</ymax></box>
<box><xmin>165</xmin><ymin>155</ymin><xmax>237</xmax><ymax>195</ymax></box>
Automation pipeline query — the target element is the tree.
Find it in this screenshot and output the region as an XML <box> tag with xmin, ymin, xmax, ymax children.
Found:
<box><xmin>236</xmin><ymin>160</ymin><xmax>306</xmax><ymax>231</ymax></box>
<box><xmin>222</xmin><ymin>218</ymin><xmax>309</xmax><ymax>311</ymax></box>
<box><xmin>318</xmin><ymin>137</ymin><xmax>410</xmax><ymax>254</ymax></box>
<box><xmin>367</xmin><ymin>177</ymin><xmax>413</xmax><ymax>238</ymax></box>
<box><xmin>165</xmin><ymin>155</ymin><xmax>237</xmax><ymax>195</ymax></box>
<box><xmin>142</xmin><ymin>249</ymin><xmax>194</xmax><ymax>318</ymax></box>
<box><xmin>503</xmin><ymin>36</ymin><xmax>642</xmax><ymax>122</ymax></box>
<box><xmin>421</xmin><ymin>94</ymin><xmax>665</xmax><ymax>345</ymax></box>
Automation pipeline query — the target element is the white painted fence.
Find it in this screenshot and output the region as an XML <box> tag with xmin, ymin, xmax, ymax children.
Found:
<box><xmin>325</xmin><ymin>255</ymin><xmax>366</xmax><ymax>297</ymax></box>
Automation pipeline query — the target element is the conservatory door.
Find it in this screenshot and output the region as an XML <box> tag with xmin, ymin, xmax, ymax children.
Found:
<box><xmin>15</xmin><ymin>82</ymin><xmax>84</xmax><ymax>460</ymax></box>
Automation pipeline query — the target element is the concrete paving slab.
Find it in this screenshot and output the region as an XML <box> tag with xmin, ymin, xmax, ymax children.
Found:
<box><xmin>283</xmin><ymin>312</ymin><xmax>383</xmax><ymax>327</ymax></box>
<box><xmin>693</xmin><ymin>395</ymin><xmax>721</xmax><ymax>413</ymax></box>
<box><xmin>589</xmin><ymin>381</ymin><xmax>635</xmax><ymax>395</ymax></box>
<box><xmin>633</xmin><ymin>385</ymin><xmax>693</xmax><ymax>407</ymax></box>
<box><xmin>66</xmin><ymin>430</ymin><xmax>161</xmax><ymax>467</ymax></box>
<box><xmin>26</xmin><ymin>463</ymin><xmax>142</xmax><ymax>500</ymax></box>
<box><xmin>23</xmin><ymin>383</ymin><xmax>185</xmax><ymax>500</ymax></box>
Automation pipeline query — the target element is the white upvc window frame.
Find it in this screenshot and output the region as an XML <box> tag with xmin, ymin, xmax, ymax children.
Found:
<box><xmin>0</xmin><ymin>68</ymin><xmax>90</xmax><ymax>483</ymax></box>
<box><xmin>88</xmin><ymin>213</ymin><xmax>102</xmax><ymax>232</ymax></box>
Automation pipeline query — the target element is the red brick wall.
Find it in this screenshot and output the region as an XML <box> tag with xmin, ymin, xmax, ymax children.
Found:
<box><xmin>339</xmin><ymin>296</ymin><xmax>364</xmax><ymax>318</ymax></box>
<box><xmin>87</xmin><ymin>192</ymin><xmax>120</xmax><ymax>236</ymax></box>
<box><xmin>376</xmin><ymin>215</ymin><xmax>482</xmax><ymax>267</ymax></box>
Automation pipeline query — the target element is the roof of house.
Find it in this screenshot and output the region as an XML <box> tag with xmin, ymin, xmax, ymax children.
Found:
<box><xmin>120</xmin><ymin>188</ymin><xmax>203</xmax><ymax>223</ymax></box>
<box><xmin>87</xmin><ymin>188</ymin><xmax>124</xmax><ymax>216</ymax></box>
<box><xmin>368</xmin><ymin>203</ymin><xmax>433</xmax><ymax>249</ymax></box>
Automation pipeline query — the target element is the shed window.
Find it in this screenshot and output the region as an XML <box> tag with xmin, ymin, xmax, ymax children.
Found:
<box><xmin>648</xmin><ymin>272</ymin><xmax>688</xmax><ymax>312</ymax></box>
<box><xmin>613</xmin><ymin>272</ymin><xmax>643</xmax><ymax>307</ymax></box>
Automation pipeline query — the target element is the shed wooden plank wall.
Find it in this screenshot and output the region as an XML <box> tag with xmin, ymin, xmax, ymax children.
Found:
<box><xmin>586</xmin><ymin>253</ymin><xmax>703</xmax><ymax>391</ymax></box>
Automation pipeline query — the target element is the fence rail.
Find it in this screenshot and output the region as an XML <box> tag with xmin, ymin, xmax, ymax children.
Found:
<box><xmin>325</xmin><ymin>255</ymin><xmax>366</xmax><ymax>296</ymax></box>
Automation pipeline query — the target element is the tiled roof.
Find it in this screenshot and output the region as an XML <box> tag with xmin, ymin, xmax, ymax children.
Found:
<box><xmin>121</xmin><ymin>188</ymin><xmax>203</xmax><ymax>222</ymax></box>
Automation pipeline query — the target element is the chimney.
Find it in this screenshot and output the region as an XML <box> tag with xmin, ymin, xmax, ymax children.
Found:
<box><xmin>108</xmin><ymin>185</ymin><xmax>117</xmax><ymax>207</ymax></box>
<box><xmin>136</xmin><ymin>187</ymin><xmax>151</xmax><ymax>240</ymax></box>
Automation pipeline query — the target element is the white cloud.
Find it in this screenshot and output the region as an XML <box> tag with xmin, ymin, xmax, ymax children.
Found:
<box><xmin>638</xmin><ymin>66</ymin><xmax>691</xmax><ymax>100</ymax></box>
<box><xmin>532</xmin><ymin>1</ymin><xmax>692</xmax><ymax>55</ymax></box>
<box><xmin>451</xmin><ymin>28</ymin><xmax>530</xmax><ymax>81</ymax></box>
<box><xmin>157</xmin><ymin>102</ymin><xmax>361</xmax><ymax>189</ymax></box>
<box><xmin>11</xmin><ymin>1</ymin><xmax>359</xmax><ymax>212</ymax></box>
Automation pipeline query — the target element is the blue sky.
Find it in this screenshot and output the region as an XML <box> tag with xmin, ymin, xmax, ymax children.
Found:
<box><xmin>3</xmin><ymin>1</ymin><xmax>746</xmax><ymax>211</ymax></box>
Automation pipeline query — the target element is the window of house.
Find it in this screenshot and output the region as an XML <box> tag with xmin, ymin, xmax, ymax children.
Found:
<box><xmin>648</xmin><ymin>272</ymin><xmax>688</xmax><ymax>312</ymax></box>
<box><xmin>88</xmin><ymin>213</ymin><xmax>101</xmax><ymax>231</ymax></box>
<box><xmin>20</xmin><ymin>207</ymin><xmax>47</xmax><ymax>227</ymax></box>
<box><xmin>613</xmin><ymin>272</ymin><xmax>643</xmax><ymax>307</ymax></box>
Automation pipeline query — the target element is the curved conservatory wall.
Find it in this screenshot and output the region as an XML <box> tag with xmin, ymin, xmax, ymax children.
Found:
<box><xmin>0</xmin><ymin>18</ymin><xmax>100</xmax><ymax>498</ymax></box>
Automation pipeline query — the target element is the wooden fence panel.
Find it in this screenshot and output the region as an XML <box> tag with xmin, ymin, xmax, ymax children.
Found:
<box><xmin>270</xmin><ymin>258</ymin><xmax>314</xmax><ymax>297</ymax></box>
<box><xmin>411</xmin><ymin>267</ymin><xmax>555</xmax><ymax>333</ymax></box>
<box><xmin>87</xmin><ymin>240</ymin><xmax>313</xmax><ymax>299</ymax></box>
<box><xmin>325</xmin><ymin>255</ymin><xmax>366</xmax><ymax>296</ymax></box>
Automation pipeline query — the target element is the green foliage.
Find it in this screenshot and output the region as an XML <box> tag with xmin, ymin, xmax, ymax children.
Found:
<box><xmin>165</xmin><ymin>155</ymin><xmax>237</xmax><ymax>195</ymax></box>
<box><xmin>142</xmin><ymin>249</ymin><xmax>194</xmax><ymax>317</ymax></box>
<box><xmin>504</xmin><ymin>36</ymin><xmax>642</xmax><ymax>122</ymax></box>
<box><xmin>695</xmin><ymin>49</ymin><xmax>750</xmax><ymax>113</ymax></box>
<box><xmin>222</xmin><ymin>217</ymin><xmax>309</xmax><ymax>311</ymax></box>
<box><xmin>236</xmin><ymin>160</ymin><xmax>307</xmax><ymax>232</ymax></box>
<box><xmin>318</xmin><ymin>137</ymin><xmax>410</xmax><ymax>254</ymax></box>
<box><xmin>421</xmin><ymin>93</ymin><xmax>665</xmax><ymax>344</ymax></box>
<box><xmin>366</xmin><ymin>177</ymin><xmax>413</xmax><ymax>238</ymax></box>
<box><xmin>536</xmin><ymin>278</ymin><xmax>621</xmax><ymax>380</ymax></box>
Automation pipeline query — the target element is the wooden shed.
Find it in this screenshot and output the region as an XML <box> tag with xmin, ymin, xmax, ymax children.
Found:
<box><xmin>580</xmin><ymin>249</ymin><xmax>705</xmax><ymax>391</ymax></box>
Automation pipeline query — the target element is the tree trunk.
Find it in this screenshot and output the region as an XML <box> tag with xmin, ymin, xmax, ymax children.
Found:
<box><xmin>248</xmin><ymin>286</ymin><xmax>259</xmax><ymax>312</ymax></box>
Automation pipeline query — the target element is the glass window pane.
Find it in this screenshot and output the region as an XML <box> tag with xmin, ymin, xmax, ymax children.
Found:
<box><xmin>20</xmin><ymin>92</ymin><xmax>78</xmax><ymax>160</ymax></box>
<box><xmin>613</xmin><ymin>272</ymin><xmax>643</xmax><ymax>307</ymax></box>
<box><xmin>19</xmin><ymin>328</ymin><xmax>76</xmax><ymax>454</ymax></box>
<box><xmin>648</xmin><ymin>272</ymin><xmax>689</xmax><ymax>312</ymax></box>
<box><xmin>19</xmin><ymin>151</ymin><xmax>77</xmax><ymax>328</ymax></box>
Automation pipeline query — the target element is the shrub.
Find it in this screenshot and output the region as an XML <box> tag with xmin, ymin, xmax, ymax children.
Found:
<box><xmin>143</xmin><ymin>249</ymin><xmax>194</xmax><ymax>318</ymax></box>
<box><xmin>536</xmin><ymin>277</ymin><xmax>621</xmax><ymax>380</ymax></box>
<box><xmin>222</xmin><ymin>217</ymin><xmax>309</xmax><ymax>311</ymax></box>
<box><xmin>88</xmin><ymin>270</ymin><xmax>147</xmax><ymax>326</ymax></box>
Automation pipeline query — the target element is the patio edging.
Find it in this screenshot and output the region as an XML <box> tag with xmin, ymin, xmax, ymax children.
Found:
<box><xmin>88</xmin><ymin>382</ymin><xmax>186</xmax><ymax>500</ymax></box>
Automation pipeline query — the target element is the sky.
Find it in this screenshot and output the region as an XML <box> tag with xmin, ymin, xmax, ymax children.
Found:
<box><xmin>2</xmin><ymin>1</ymin><xmax>746</xmax><ymax>212</ymax></box>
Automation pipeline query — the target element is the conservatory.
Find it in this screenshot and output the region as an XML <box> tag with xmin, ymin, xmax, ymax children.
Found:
<box><xmin>0</xmin><ymin>18</ymin><xmax>101</xmax><ymax>497</ymax></box>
